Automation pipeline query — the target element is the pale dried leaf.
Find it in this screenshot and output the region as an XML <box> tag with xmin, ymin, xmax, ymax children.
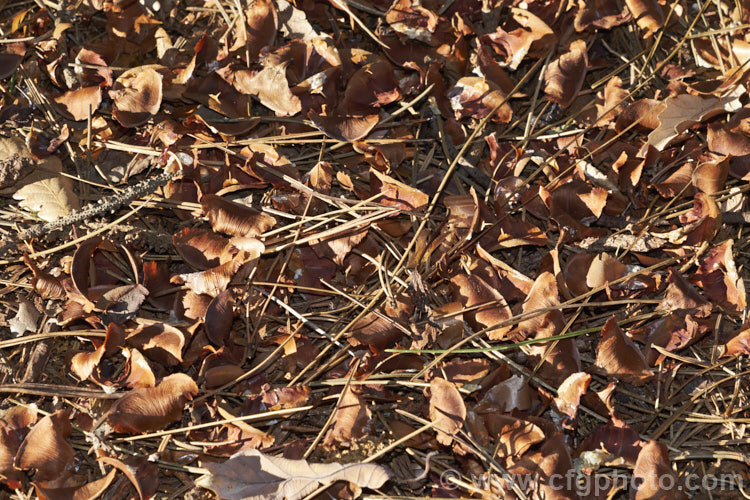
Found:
<box><xmin>9</xmin><ymin>298</ymin><xmax>40</xmax><ymax>336</ymax></box>
<box><xmin>196</xmin><ymin>449</ymin><xmax>391</xmax><ymax>500</ymax></box>
<box><xmin>12</xmin><ymin>156</ymin><xmax>80</xmax><ymax>222</ymax></box>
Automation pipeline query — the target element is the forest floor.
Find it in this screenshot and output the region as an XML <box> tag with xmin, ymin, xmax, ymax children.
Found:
<box><xmin>2</xmin><ymin>0</ymin><xmax>750</xmax><ymax>499</ymax></box>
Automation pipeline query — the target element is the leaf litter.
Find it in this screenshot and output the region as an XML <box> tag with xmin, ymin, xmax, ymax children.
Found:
<box><xmin>1</xmin><ymin>0</ymin><xmax>750</xmax><ymax>499</ymax></box>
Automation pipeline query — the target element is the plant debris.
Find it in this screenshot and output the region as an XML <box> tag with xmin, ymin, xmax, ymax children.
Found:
<box><xmin>1</xmin><ymin>0</ymin><xmax>750</xmax><ymax>499</ymax></box>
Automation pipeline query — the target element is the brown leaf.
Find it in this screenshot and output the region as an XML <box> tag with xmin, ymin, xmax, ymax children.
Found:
<box><xmin>309</xmin><ymin>111</ymin><xmax>379</xmax><ymax>142</ymax></box>
<box><xmin>708</xmin><ymin>123</ymin><xmax>750</xmax><ymax>156</ymax></box>
<box><xmin>485</xmin><ymin>415</ymin><xmax>544</xmax><ymax>461</ymax></box>
<box><xmin>625</xmin><ymin>0</ymin><xmax>665</xmax><ymax>36</ymax></box>
<box><xmin>476</xmin><ymin>374</ymin><xmax>535</xmax><ymax>413</ymax></box>
<box><xmin>97</xmin><ymin>284</ymin><xmax>149</xmax><ymax>324</ymax></box>
<box><xmin>554</xmin><ymin>372</ymin><xmax>591</xmax><ymax>421</ymax></box>
<box><xmin>142</xmin><ymin>261</ymin><xmax>173</xmax><ymax>310</ymax></box>
<box><xmin>544</xmin><ymin>39</ymin><xmax>588</xmax><ymax>108</ymax></box>
<box><xmin>690</xmin><ymin>239</ymin><xmax>746</xmax><ymax>314</ymax></box>
<box><xmin>24</xmin><ymin>254</ymin><xmax>65</xmax><ymax>299</ymax></box>
<box><xmin>105</xmin><ymin>373</ymin><xmax>198</xmax><ymax>433</ymax></box>
<box><xmin>384</xmin><ymin>0</ymin><xmax>438</xmax><ymax>44</ymax></box>
<box><xmin>647</xmin><ymin>87</ymin><xmax>744</xmax><ymax>150</ymax></box>
<box><xmin>202</xmin><ymin>194</ymin><xmax>276</xmax><ymax>237</ymax></box>
<box><xmin>513</xmin><ymin>271</ymin><xmax>563</xmax><ymax>339</ymax></box>
<box><xmin>111</xmin><ymin>67</ymin><xmax>163</xmax><ymax>127</ymax></box>
<box><xmin>323</xmin><ymin>385</ymin><xmax>371</xmax><ymax>447</ymax></box>
<box><xmin>52</xmin><ymin>86</ymin><xmax>102</xmax><ymax>121</ymax></box>
<box><xmin>428</xmin><ymin>377</ymin><xmax>466</xmax><ymax>446</ymax></box>
<box><xmin>574</xmin><ymin>0</ymin><xmax>631</xmax><ymax>31</ymax></box>
<box><xmin>632</xmin><ymin>441</ymin><xmax>687</xmax><ymax>499</ymax></box>
<box><xmin>693</xmin><ymin>155</ymin><xmax>729</xmax><ymax>194</ymax></box>
<box><xmin>126</xmin><ymin>322</ymin><xmax>186</xmax><ymax>366</ymax></box>
<box><xmin>70</xmin><ymin>322</ymin><xmax>125</xmax><ymax>381</ymax></box>
<box><xmin>0</xmin><ymin>53</ymin><xmax>23</xmax><ymax>80</ymax></box>
<box><xmin>450</xmin><ymin>272</ymin><xmax>512</xmax><ymax>340</ymax></box>
<box><xmin>594</xmin><ymin>76</ymin><xmax>630</xmax><ymax>125</ymax></box>
<box><xmin>577</xmin><ymin>415</ymin><xmax>644</xmax><ymax>466</ymax></box>
<box><xmin>184</xmin><ymin>72</ymin><xmax>254</xmax><ymax>119</ymax></box>
<box><xmin>348</xmin><ymin>311</ymin><xmax>406</xmax><ymax>351</ymax></box>
<box><xmin>595</xmin><ymin>317</ymin><xmax>652</xmax><ymax>385</ymax></box>
<box><xmin>261</xmin><ymin>385</ymin><xmax>312</xmax><ymax>410</ymax></box>
<box><xmin>504</xmin><ymin>433</ymin><xmax>579</xmax><ymax>500</ymax></box>
<box><xmin>173</xmin><ymin>228</ymin><xmax>229</xmax><ymax>270</ymax></box>
<box><xmin>0</xmin><ymin>406</ymin><xmax>36</xmax><ymax>489</ymax></box>
<box><xmin>370</xmin><ymin>169</ymin><xmax>428</xmax><ymax>212</ymax></box>
<box><xmin>448</xmin><ymin>77</ymin><xmax>513</xmax><ymax>123</ymax></box>
<box><xmin>97</xmin><ymin>455</ymin><xmax>158</xmax><ymax>500</ymax></box>
<box><xmin>205</xmin><ymin>290</ymin><xmax>235</xmax><ymax>346</ymax></box>
<box><xmin>177</xmin><ymin>259</ymin><xmax>240</xmax><ymax>297</ymax></box>
<box><xmin>343</xmin><ymin>61</ymin><xmax>401</xmax><ymax>110</ymax></box>
<box><xmin>195</xmin><ymin>449</ymin><xmax>391</xmax><ymax>500</ymax></box>
<box><xmin>724</xmin><ymin>323</ymin><xmax>750</xmax><ymax>357</ymax></box>
<box><xmin>34</xmin><ymin>468</ymin><xmax>116</xmax><ymax>500</ymax></box>
<box><xmin>14</xmin><ymin>410</ymin><xmax>74</xmax><ymax>482</ymax></box>
<box><xmin>237</xmin><ymin>0</ymin><xmax>277</xmax><ymax>60</ymax></box>
<box><xmin>518</xmin><ymin>272</ymin><xmax>582</xmax><ymax>385</ymax></box>
<box><xmin>615</xmin><ymin>98</ymin><xmax>665</xmax><ymax>132</ymax></box>
<box><xmin>656</xmin><ymin>268</ymin><xmax>711</xmax><ymax>315</ymax></box>
<box><xmin>477</xmin><ymin>9</ymin><xmax>555</xmax><ymax>71</ymax></box>
<box><xmin>227</xmin><ymin>65</ymin><xmax>301</xmax><ymax>117</ymax></box>
<box><xmin>677</xmin><ymin>192</ymin><xmax>721</xmax><ymax>246</ymax></box>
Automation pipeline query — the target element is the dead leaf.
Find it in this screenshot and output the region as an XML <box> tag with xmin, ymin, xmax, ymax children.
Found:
<box><xmin>52</xmin><ymin>86</ymin><xmax>102</xmax><ymax>121</ymax></box>
<box><xmin>595</xmin><ymin>317</ymin><xmax>652</xmax><ymax>385</ymax></box>
<box><xmin>105</xmin><ymin>373</ymin><xmax>198</xmax><ymax>433</ymax></box>
<box><xmin>0</xmin><ymin>136</ymin><xmax>35</xmax><ymax>189</ymax></box>
<box><xmin>196</xmin><ymin>449</ymin><xmax>391</xmax><ymax>500</ymax></box>
<box><xmin>309</xmin><ymin>111</ymin><xmax>379</xmax><ymax>142</ymax></box>
<box><xmin>448</xmin><ymin>77</ymin><xmax>513</xmax><ymax>123</ymax></box>
<box><xmin>323</xmin><ymin>385</ymin><xmax>371</xmax><ymax>446</ymax></box>
<box><xmin>9</xmin><ymin>297</ymin><xmax>40</xmax><ymax>336</ymax></box>
<box><xmin>625</xmin><ymin>0</ymin><xmax>665</xmax><ymax>36</ymax></box>
<box><xmin>690</xmin><ymin>239</ymin><xmax>746</xmax><ymax>314</ymax></box>
<box><xmin>228</xmin><ymin>65</ymin><xmax>301</xmax><ymax>117</ymax></box>
<box><xmin>34</xmin><ymin>467</ymin><xmax>117</xmax><ymax>500</ymax></box>
<box><xmin>647</xmin><ymin>86</ymin><xmax>744</xmax><ymax>150</ymax></box>
<box><xmin>110</xmin><ymin>66</ymin><xmax>163</xmax><ymax>127</ymax></box>
<box><xmin>12</xmin><ymin>155</ymin><xmax>80</xmax><ymax>222</ymax></box>
<box><xmin>632</xmin><ymin>441</ymin><xmax>687</xmax><ymax>499</ymax></box>
<box><xmin>14</xmin><ymin>410</ymin><xmax>74</xmax><ymax>482</ymax></box>
<box><xmin>428</xmin><ymin>377</ymin><xmax>466</xmax><ymax>446</ymax></box>
<box><xmin>97</xmin><ymin>283</ymin><xmax>149</xmax><ymax>324</ymax></box>
<box><xmin>554</xmin><ymin>372</ymin><xmax>591</xmax><ymax>421</ymax></box>
<box><xmin>544</xmin><ymin>39</ymin><xmax>588</xmax><ymax>108</ymax></box>
<box><xmin>0</xmin><ymin>53</ymin><xmax>23</xmax><ymax>80</ymax></box>
<box><xmin>202</xmin><ymin>194</ymin><xmax>276</xmax><ymax>238</ymax></box>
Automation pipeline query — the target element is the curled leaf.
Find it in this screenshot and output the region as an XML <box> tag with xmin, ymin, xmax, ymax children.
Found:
<box><xmin>448</xmin><ymin>77</ymin><xmax>513</xmax><ymax>123</ymax></box>
<box><xmin>105</xmin><ymin>373</ymin><xmax>199</xmax><ymax>433</ymax></box>
<box><xmin>14</xmin><ymin>410</ymin><xmax>74</xmax><ymax>482</ymax></box>
<box><xmin>202</xmin><ymin>194</ymin><xmax>276</xmax><ymax>238</ymax></box>
<box><xmin>544</xmin><ymin>39</ymin><xmax>588</xmax><ymax>108</ymax></box>
<box><xmin>111</xmin><ymin>67</ymin><xmax>163</xmax><ymax>127</ymax></box>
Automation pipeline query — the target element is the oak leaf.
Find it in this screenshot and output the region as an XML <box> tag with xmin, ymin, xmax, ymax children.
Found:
<box><xmin>12</xmin><ymin>156</ymin><xmax>80</xmax><ymax>222</ymax></box>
